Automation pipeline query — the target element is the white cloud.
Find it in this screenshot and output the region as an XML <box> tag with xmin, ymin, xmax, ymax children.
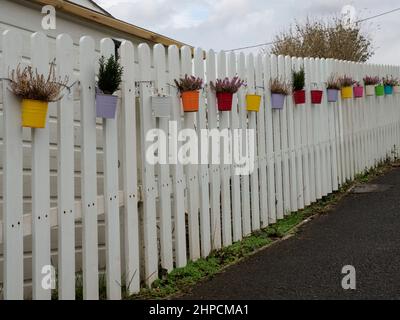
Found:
<box><xmin>93</xmin><ymin>0</ymin><xmax>400</xmax><ymax>64</ymax></box>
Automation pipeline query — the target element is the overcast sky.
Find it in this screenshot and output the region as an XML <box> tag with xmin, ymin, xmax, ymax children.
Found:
<box><xmin>93</xmin><ymin>0</ymin><xmax>400</xmax><ymax>65</ymax></box>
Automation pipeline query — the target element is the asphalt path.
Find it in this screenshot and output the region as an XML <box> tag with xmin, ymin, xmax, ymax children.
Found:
<box><xmin>179</xmin><ymin>167</ymin><xmax>400</xmax><ymax>300</ymax></box>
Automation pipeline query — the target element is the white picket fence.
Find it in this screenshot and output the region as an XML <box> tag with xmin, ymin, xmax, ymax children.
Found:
<box><xmin>0</xmin><ymin>29</ymin><xmax>399</xmax><ymax>300</ymax></box>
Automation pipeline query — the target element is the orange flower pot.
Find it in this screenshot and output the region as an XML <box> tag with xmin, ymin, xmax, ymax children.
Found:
<box><xmin>181</xmin><ymin>90</ymin><xmax>199</xmax><ymax>112</ymax></box>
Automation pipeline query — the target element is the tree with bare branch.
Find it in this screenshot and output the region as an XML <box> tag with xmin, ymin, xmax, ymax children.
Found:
<box><xmin>269</xmin><ymin>17</ymin><xmax>374</xmax><ymax>62</ymax></box>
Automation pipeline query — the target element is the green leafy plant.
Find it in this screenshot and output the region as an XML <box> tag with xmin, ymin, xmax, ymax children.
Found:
<box><xmin>174</xmin><ymin>74</ymin><xmax>203</xmax><ymax>92</ymax></box>
<box><xmin>9</xmin><ymin>61</ymin><xmax>68</xmax><ymax>102</ymax></box>
<box><xmin>292</xmin><ymin>67</ymin><xmax>305</xmax><ymax>91</ymax></box>
<box><xmin>97</xmin><ymin>55</ymin><xmax>123</xmax><ymax>95</ymax></box>
<box><xmin>326</xmin><ymin>74</ymin><xmax>341</xmax><ymax>90</ymax></box>
<box><xmin>270</xmin><ymin>78</ymin><xmax>291</xmax><ymax>95</ymax></box>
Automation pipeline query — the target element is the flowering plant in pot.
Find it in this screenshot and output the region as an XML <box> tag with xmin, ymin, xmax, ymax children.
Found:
<box><xmin>363</xmin><ymin>76</ymin><xmax>380</xmax><ymax>96</ymax></box>
<box><xmin>353</xmin><ymin>81</ymin><xmax>364</xmax><ymax>98</ymax></box>
<box><xmin>9</xmin><ymin>62</ymin><xmax>68</xmax><ymax>128</ymax></box>
<box><xmin>292</xmin><ymin>67</ymin><xmax>305</xmax><ymax>105</ymax></box>
<box><xmin>339</xmin><ymin>75</ymin><xmax>355</xmax><ymax>99</ymax></box>
<box><xmin>270</xmin><ymin>78</ymin><xmax>290</xmax><ymax>109</ymax></box>
<box><xmin>210</xmin><ymin>76</ymin><xmax>245</xmax><ymax>111</ymax></box>
<box><xmin>326</xmin><ymin>74</ymin><xmax>340</xmax><ymax>102</ymax></box>
<box><xmin>96</xmin><ymin>55</ymin><xmax>123</xmax><ymax>119</ymax></box>
<box><xmin>174</xmin><ymin>74</ymin><xmax>203</xmax><ymax>112</ymax></box>
<box><xmin>383</xmin><ymin>76</ymin><xmax>396</xmax><ymax>95</ymax></box>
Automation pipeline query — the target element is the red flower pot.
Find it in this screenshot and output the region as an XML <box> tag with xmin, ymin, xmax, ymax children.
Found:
<box><xmin>353</xmin><ymin>86</ymin><xmax>364</xmax><ymax>98</ymax></box>
<box><xmin>310</xmin><ymin>90</ymin><xmax>323</xmax><ymax>104</ymax></box>
<box><xmin>216</xmin><ymin>92</ymin><xmax>233</xmax><ymax>111</ymax></box>
<box><xmin>293</xmin><ymin>90</ymin><xmax>306</xmax><ymax>105</ymax></box>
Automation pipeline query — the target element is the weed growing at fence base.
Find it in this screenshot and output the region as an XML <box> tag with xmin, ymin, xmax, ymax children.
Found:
<box><xmin>127</xmin><ymin>160</ymin><xmax>397</xmax><ymax>300</ymax></box>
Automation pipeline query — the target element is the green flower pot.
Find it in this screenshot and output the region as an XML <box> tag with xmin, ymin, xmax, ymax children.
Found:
<box><xmin>375</xmin><ymin>85</ymin><xmax>384</xmax><ymax>97</ymax></box>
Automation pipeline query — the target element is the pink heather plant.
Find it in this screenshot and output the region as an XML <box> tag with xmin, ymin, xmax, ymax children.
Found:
<box><xmin>382</xmin><ymin>76</ymin><xmax>398</xmax><ymax>87</ymax></box>
<box><xmin>210</xmin><ymin>76</ymin><xmax>245</xmax><ymax>94</ymax></box>
<box><xmin>363</xmin><ymin>76</ymin><xmax>381</xmax><ymax>86</ymax></box>
<box><xmin>339</xmin><ymin>75</ymin><xmax>356</xmax><ymax>88</ymax></box>
<box><xmin>174</xmin><ymin>74</ymin><xmax>203</xmax><ymax>92</ymax></box>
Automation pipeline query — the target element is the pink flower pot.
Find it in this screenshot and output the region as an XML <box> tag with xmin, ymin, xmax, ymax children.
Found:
<box><xmin>353</xmin><ymin>86</ymin><xmax>364</xmax><ymax>98</ymax></box>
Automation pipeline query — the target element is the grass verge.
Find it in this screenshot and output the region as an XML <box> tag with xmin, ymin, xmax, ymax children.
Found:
<box><xmin>125</xmin><ymin>160</ymin><xmax>396</xmax><ymax>300</ymax></box>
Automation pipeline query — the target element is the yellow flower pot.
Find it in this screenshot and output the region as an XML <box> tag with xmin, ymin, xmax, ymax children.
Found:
<box><xmin>21</xmin><ymin>99</ymin><xmax>49</xmax><ymax>128</ymax></box>
<box><xmin>246</xmin><ymin>94</ymin><xmax>261</xmax><ymax>112</ymax></box>
<box><xmin>341</xmin><ymin>86</ymin><xmax>353</xmax><ymax>99</ymax></box>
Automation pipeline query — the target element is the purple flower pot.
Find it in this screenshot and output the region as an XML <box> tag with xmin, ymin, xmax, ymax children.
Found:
<box><xmin>327</xmin><ymin>89</ymin><xmax>339</xmax><ymax>102</ymax></box>
<box><xmin>271</xmin><ymin>93</ymin><xmax>285</xmax><ymax>109</ymax></box>
<box><xmin>96</xmin><ymin>93</ymin><xmax>118</xmax><ymax>119</ymax></box>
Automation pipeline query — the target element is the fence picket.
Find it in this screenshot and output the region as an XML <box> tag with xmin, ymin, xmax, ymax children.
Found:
<box><xmin>217</xmin><ymin>51</ymin><xmax>233</xmax><ymax>245</ymax></box>
<box><xmin>56</xmin><ymin>33</ymin><xmax>76</xmax><ymax>300</ymax></box>
<box><xmin>181</xmin><ymin>46</ymin><xmax>201</xmax><ymax>260</ymax></box>
<box><xmin>1</xmin><ymin>29</ymin><xmax>24</xmax><ymax>300</ymax></box>
<box><xmin>30</xmin><ymin>32</ymin><xmax>51</xmax><ymax>300</ymax></box>
<box><xmin>79</xmin><ymin>36</ymin><xmax>99</xmax><ymax>300</ymax></box>
<box><xmin>194</xmin><ymin>47</ymin><xmax>211</xmax><ymax>257</ymax></box>
<box><xmin>168</xmin><ymin>45</ymin><xmax>188</xmax><ymax>265</ymax></box>
<box><xmin>304</xmin><ymin>58</ymin><xmax>316</xmax><ymax>202</ymax></box>
<box><xmin>255</xmin><ymin>54</ymin><xmax>268</xmax><ymax>228</ymax></box>
<box><xmin>100</xmin><ymin>39</ymin><xmax>122</xmax><ymax>300</ymax></box>
<box><xmin>206</xmin><ymin>50</ymin><xmax>222</xmax><ymax>249</ymax></box>
<box><xmin>238</xmin><ymin>53</ymin><xmax>252</xmax><ymax>234</ymax></box>
<box><xmin>277</xmin><ymin>55</ymin><xmax>291</xmax><ymax>216</ymax></box>
<box><xmin>228</xmin><ymin>51</ymin><xmax>243</xmax><ymax>240</ymax></box>
<box><xmin>263</xmin><ymin>54</ymin><xmax>277</xmax><ymax>224</ymax></box>
<box><xmin>246</xmin><ymin>53</ymin><xmax>260</xmax><ymax>230</ymax></box>
<box><xmin>138</xmin><ymin>43</ymin><xmax>159</xmax><ymax>285</ymax></box>
<box><xmin>120</xmin><ymin>40</ymin><xmax>140</xmax><ymax>294</ymax></box>
<box><xmin>294</xmin><ymin>58</ymin><xmax>304</xmax><ymax>209</ymax></box>
<box><xmin>286</xmin><ymin>56</ymin><xmax>299</xmax><ymax>212</ymax></box>
<box><xmin>153</xmin><ymin>44</ymin><xmax>174</xmax><ymax>269</ymax></box>
<box><xmin>271</xmin><ymin>55</ymin><xmax>284</xmax><ymax>219</ymax></box>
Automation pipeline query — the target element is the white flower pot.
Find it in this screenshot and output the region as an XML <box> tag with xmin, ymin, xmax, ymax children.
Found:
<box><xmin>365</xmin><ymin>85</ymin><xmax>375</xmax><ymax>96</ymax></box>
<box><xmin>151</xmin><ymin>95</ymin><xmax>172</xmax><ymax>118</ymax></box>
<box><xmin>393</xmin><ymin>86</ymin><xmax>400</xmax><ymax>94</ymax></box>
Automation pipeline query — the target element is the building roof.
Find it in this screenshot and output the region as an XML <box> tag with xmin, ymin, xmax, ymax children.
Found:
<box><xmin>31</xmin><ymin>0</ymin><xmax>191</xmax><ymax>48</ymax></box>
<box><xmin>85</xmin><ymin>0</ymin><xmax>113</xmax><ymax>16</ymax></box>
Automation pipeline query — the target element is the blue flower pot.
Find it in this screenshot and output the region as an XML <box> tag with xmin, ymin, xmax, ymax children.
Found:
<box><xmin>384</xmin><ymin>85</ymin><xmax>393</xmax><ymax>95</ymax></box>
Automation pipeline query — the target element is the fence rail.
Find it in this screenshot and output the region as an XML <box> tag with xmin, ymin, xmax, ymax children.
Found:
<box><xmin>0</xmin><ymin>29</ymin><xmax>399</xmax><ymax>299</ymax></box>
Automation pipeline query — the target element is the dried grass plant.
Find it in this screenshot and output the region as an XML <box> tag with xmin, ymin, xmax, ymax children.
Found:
<box><xmin>326</xmin><ymin>74</ymin><xmax>341</xmax><ymax>90</ymax></box>
<box><xmin>270</xmin><ymin>78</ymin><xmax>290</xmax><ymax>95</ymax></box>
<box><xmin>9</xmin><ymin>61</ymin><xmax>69</xmax><ymax>102</ymax></box>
